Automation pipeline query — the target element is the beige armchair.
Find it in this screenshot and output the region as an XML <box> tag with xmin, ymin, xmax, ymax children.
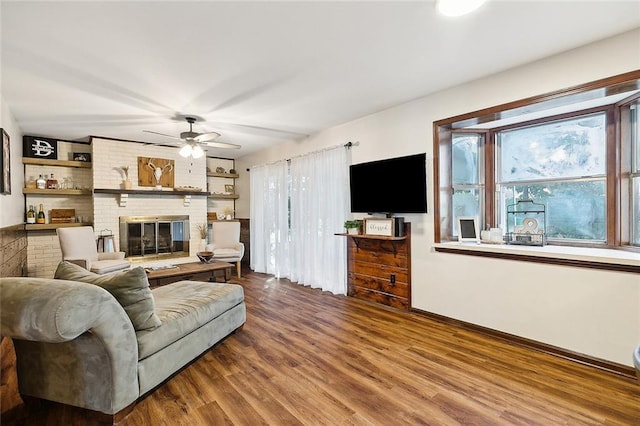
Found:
<box><xmin>57</xmin><ymin>226</ymin><xmax>130</xmax><ymax>274</ymax></box>
<box><xmin>205</xmin><ymin>221</ymin><xmax>244</xmax><ymax>278</ymax></box>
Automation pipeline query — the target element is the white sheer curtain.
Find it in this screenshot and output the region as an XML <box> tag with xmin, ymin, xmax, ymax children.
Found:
<box><xmin>250</xmin><ymin>160</ymin><xmax>290</xmax><ymax>278</ymax></box>
<box><xmin>289</xmin><ymin>147</ymin><xmax>349</xmax><ymax>294</ymax></box>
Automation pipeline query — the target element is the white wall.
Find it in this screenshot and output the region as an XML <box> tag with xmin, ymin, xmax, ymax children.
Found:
<box><xmin>237</xmin><ymin>29</ymin><xmax>640</xmax><ymax>366</ymax></box>
<box><xmin>0</xmin><ymin>97</ymin><xmax>24</xmax><ymax>227</ymax></box>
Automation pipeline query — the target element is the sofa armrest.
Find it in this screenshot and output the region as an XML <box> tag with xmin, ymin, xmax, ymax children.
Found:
<box><xmin>66</xmin><ymin>258</ymin><xmax>90</xmax><ymax>270</ymax></box>
<box><xmin>205</xmin><ymin>242</ymin><xmax>245</xmax><ymax>257</ymax></box>
<box><xmin>0</xmin><ymin>277</ymin><xmax>139</xmax><ymax>414</ymax></box>
<box><xmin>98</xmin><ymin>251</ymin><xmax>126</xmax><ymax>261</ymax></box>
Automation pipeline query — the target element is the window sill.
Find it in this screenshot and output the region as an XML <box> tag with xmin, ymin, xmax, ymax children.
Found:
<box><xmin>433</xmin><ymin>242</ymin><xmax>640</xmax><ymax>274</ymax></box>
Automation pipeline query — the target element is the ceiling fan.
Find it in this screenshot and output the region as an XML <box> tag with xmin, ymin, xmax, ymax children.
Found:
<box><xmin>143</xmin><ymin>116</ymin><xmax>241</xmax><ymax>158</ymax></box>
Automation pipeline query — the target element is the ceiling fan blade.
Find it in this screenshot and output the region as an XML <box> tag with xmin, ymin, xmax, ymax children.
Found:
<box><xmin>203</xmin><ymin>141</ymin><xmax>241</xmax><ymax>149</ymax></box>
<box><xmin>194</xmin><ymin>131</ymin><xmax>221</xmax><ymax>143</ymax></box>
<box><xmin>143</xmin><ymin>130</ymin><xmax>182</xmax><ymax>140</ymax></box>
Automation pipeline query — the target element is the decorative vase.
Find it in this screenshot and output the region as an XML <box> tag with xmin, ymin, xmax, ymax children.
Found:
<box><xmin>122</xmin><ymin>179</ymin><xmax>132</xmax><ymax>189</ymax></box>
<box><xmin>199</xmin><ymin>239</ymin><xmax>207</xmax><ymax>252</ymax></box>
<box><xmin>347</xmin><ymin>228</ymin><xmax>359</xmax><ymax>235</ymax></box>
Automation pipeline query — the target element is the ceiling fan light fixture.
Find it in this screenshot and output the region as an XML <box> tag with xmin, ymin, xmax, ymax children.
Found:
<box><xmin>191</xmin><ymin>145</ymin><xmax>205</xmax><ymax>159</ymax></box>
<box><xmin>179</xmin><ymin>144</ymin><xmax>193</xmax><ymax>158</ymax></box>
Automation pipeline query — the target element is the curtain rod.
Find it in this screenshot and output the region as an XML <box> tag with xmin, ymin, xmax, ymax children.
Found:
<box><xmin>246</xmin><ymin>141</ymin><xmax>359</xmax><ymax>171</ymax></box>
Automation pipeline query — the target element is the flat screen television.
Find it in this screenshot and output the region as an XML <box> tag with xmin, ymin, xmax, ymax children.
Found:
<box><xmin>349</xmin><ymin>153</ymin><xmax>427</xmax><ymax>214</ymax></box>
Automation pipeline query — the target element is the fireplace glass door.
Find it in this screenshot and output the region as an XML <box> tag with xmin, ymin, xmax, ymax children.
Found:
<box><xmin>120</xmin><ymin>215</ymin><xmax>190</xmax><ymax>259</ymax></box>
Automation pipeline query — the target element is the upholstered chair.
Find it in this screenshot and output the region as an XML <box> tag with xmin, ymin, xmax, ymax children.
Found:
<box><xmin>57</xmin><ymin>226</ymin><xmax>130</xmax><ymax>274</ymax></box>
<box><xmin>205</xmin><ymin>221</ymin><xmax>244</xmax><ymax>278</ymax></box>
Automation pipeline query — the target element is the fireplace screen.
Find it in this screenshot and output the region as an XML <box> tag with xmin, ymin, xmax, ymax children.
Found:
<box><xmin>119</xmin><ymin>215</ymin><xmax>190</xmax><ymax>258</ymax></box>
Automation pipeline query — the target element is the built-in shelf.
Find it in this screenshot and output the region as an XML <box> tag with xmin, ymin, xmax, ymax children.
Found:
<box><xmin>22</xmin><ymin>158</ymin><xmax>92</xmax><ymax>168</ymax></box>
<box><xmin>25</xmin><ymin>222</ymin><xmax>93</xmax><ymax>231</ymax></box>
<box><xmin>94</xmin><ymin>188</ymin><xmax>207</xmax><ymax>207</ymax></box>
<box><xmin>335</xmin><ymin>232</ymin><xmax>407</xmax><ymax>241</ymax></box>
<box><xmin>94</xmin><ymin>189</ymin><xmax>207</xmax><ymax>196</ymax></box>
<box><xmin>207</xmin><ymin>172</ymin><xmax>239</xmax><ymax>179</ymax></box>
<box><xmin>23</xmin><ymin>188</ymin><xmax>92</xmax><ymax>196</ymax></box>
<box><xmin>208</xmin><ymin>194</ymin><xmax>240</xmax><ymax>200</ymax></box>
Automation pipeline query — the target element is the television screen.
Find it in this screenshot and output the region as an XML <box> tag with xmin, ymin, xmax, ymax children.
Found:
<box><xmin>349</xmin><ymin>153</ymin><xmax>427</xmax><ymax>214</ymax></box>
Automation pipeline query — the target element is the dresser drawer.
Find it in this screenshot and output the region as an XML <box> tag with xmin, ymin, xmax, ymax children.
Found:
<box><xmin>352</xmin><ymin>261</ymin><xmax>408</xmax><ymax>283</ymax></box>
<box><xmin>350</xmin><ymin>273</ymin><xmax>409</xmax><ymax>298</ymax></box>
<box><xmin>349</xmin><ymin>285</ymin><xmax>409</xmax><ymax>311</ymax></box>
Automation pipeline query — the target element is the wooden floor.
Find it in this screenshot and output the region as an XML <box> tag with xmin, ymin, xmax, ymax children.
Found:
<box><xmin>2</xmin><ymin>269</ymin><xmax>639</xmax><ymax>425</ymax></box>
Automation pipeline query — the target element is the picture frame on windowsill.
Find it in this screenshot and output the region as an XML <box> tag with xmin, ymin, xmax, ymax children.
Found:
<box><xmin>457</xmin><ymin>217</ymin><xmax>480</xmax><ymax>244</ymax></box>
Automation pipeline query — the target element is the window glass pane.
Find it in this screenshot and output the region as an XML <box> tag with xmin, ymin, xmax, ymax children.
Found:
<box><xmin>452</xmin><ymin>134</ymin><xmax>479</xmax><ymax>185</ymax></box>
<box><xmin>633</xmin><ymin>104</ymin><xmax>639</xmax><ymax>173</ymax></box>
<box><xmin>633</xmin><ymin>178</ymin><xmax>640</xmax><ymax>245</ymax></box>
<box><xmin>499</xmin><ymin>114</ymin><xmax>606</xmax><ymax>182</ymax></box>
<box><xmin>453</xmin><ymin>189</ymin><xmax>479</xmax><ymax>235</ymax></box>
<box><xmin>501</xmin><ymin>180</ymin><xmax>605</xmax><ymax>241</ymax></box>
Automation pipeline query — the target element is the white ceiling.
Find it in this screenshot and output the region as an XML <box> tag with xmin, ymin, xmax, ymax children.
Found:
<box><xmin>2</xmin><ymin>1</ymin><xmax>639</xmax><ymax>159</ymax></box>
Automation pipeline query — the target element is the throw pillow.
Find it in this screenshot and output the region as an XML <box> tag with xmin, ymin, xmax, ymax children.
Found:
<box><xmin>54</xmin><ymin>261</ymin><xmax>161</xmax><ymax>331</ymax></box>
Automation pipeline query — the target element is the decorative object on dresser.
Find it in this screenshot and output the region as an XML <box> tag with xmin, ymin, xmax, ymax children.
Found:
<box><xmin>340</xmin><ymin>222</ymin><xmax>411</xmax><ymax>311</ymax></box>
<box><xmin>344</xmin><ymin>220</ymin><xmax>362</xmax><ymax>235</ymax></box>
<box><xmin>138</xmin><ymin>157</ymin><xmax>174</xmax><ymax>189</ymax></box>
<box><xmin>364</xmin><ymin>217</ymin><xmax>395</xmax><ymax>236</ymax></box>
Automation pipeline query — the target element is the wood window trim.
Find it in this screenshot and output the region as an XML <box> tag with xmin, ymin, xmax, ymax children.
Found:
<box><xmin>433</xmin><ymin>71</ymin><xmax>640</xmax><ymax>267</ymax></box>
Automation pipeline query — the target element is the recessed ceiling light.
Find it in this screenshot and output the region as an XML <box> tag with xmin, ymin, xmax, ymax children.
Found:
<box><xmin>437</xmin><ymin>0</ymin><xmax>487</xmax><ymax>17</ymax></box>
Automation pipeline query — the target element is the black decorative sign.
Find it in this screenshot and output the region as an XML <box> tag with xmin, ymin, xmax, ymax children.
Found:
<box><xmin>23</xmin><ymin>136</ymin><xmax>58</xmax><ymax>159</ymax></box>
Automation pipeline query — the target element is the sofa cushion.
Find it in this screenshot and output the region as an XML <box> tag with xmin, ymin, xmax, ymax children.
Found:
<box><xmin>54</xmin><ymin>261</ymin><xmax>161</xmax><ymax>331</ymax></box>
<box><xmin>136</xmin><ymin>281</ymin><xmax>244</xmax><ymax>360</ymax></box>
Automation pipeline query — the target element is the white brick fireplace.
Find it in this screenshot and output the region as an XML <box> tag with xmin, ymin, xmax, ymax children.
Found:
<box><xmin>91</xmin><ymin>137</ymin><xmax>208</xmax><ymax>262</ymax></box>
<box><xmin>26</xmin><ymin>137</ymin><xmax>212</xmax><ymax>278</ymax></box>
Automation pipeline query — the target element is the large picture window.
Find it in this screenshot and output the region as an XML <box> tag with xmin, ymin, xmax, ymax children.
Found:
<box><xmin>497</xmin><ymin>113</ymin><xmax>607</xmax><ymax>242</ymax></box>
<box><xmin>434</xmin><ymin>71</ymin><xmax>640</xmax><ymax>251</ymax></box>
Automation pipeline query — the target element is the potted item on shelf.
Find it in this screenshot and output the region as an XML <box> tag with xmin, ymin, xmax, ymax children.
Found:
<box><xmin>197</xmin><ymin>223</ymin><xmax>208</xmax><ymax>251</ymax></box>
<box><xmin>223</xmin><ymin>207</ymin><xmax>234</xmax><ymax>220</ymax></box>
<box><xmin>344</xmin><ymin>220</ymin><xmax>362</xmax><ymax>235</ymax></box>
<box><xmin>121</xmin><ymin>166</ymin><xmax>132</xmax><ymax>189</ymax></box>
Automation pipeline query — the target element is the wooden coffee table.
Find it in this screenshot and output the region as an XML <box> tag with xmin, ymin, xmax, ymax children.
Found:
<box><xmin>145</xmin><ymin>261</ymin><xmax>235</xmax><ymax>287</ymax></box>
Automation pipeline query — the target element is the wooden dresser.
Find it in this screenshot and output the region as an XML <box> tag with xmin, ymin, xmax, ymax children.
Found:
<box><xmin>344</xmin><ymin>223</ymin><xmax>411</xmax><ymax>310</ymax></box>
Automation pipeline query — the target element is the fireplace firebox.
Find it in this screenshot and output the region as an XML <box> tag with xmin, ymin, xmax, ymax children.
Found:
<box><xmin>119</xmin><ymin>215</ymin><xmax>190</xmax><ymax>259</ymax></box>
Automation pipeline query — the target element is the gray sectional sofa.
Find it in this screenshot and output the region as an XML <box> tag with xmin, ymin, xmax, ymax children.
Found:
<box><xmin>0</xmin><ymin>262</ymin><xmax>246</xmax><ymax>423</ymax></box>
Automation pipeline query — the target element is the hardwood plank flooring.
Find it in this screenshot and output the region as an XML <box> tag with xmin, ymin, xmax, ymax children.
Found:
<box><xmin>2</xmin><ymin>270</ymin><xmax>639</xmax><ymax>425</ymax></box>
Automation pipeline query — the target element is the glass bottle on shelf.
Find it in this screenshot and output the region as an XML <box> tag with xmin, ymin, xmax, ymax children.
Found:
<box><xmin>46</xmin><ymin>173</ymin><xmax>58</xmax><ymax>189</ymax></box>
<box><xmin>36</xmin><ymin>204</ymin><xmax>46</xmax><ymax>224</ymax></box>
<box><xmin>26</xmin><ymin>205</ymin><xmax>36</xmax><ymax>224</ymax></box>
<box><xmin>36</xmin><ymin>174</ymin><xmax>46</xmax><ymax>189</ymax></box>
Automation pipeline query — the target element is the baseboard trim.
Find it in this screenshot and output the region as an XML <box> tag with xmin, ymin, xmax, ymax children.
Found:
<box><xmin>411</xmin><ymin>308</ymin><xmax>637</xmax><ymax>380</ymax></box>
